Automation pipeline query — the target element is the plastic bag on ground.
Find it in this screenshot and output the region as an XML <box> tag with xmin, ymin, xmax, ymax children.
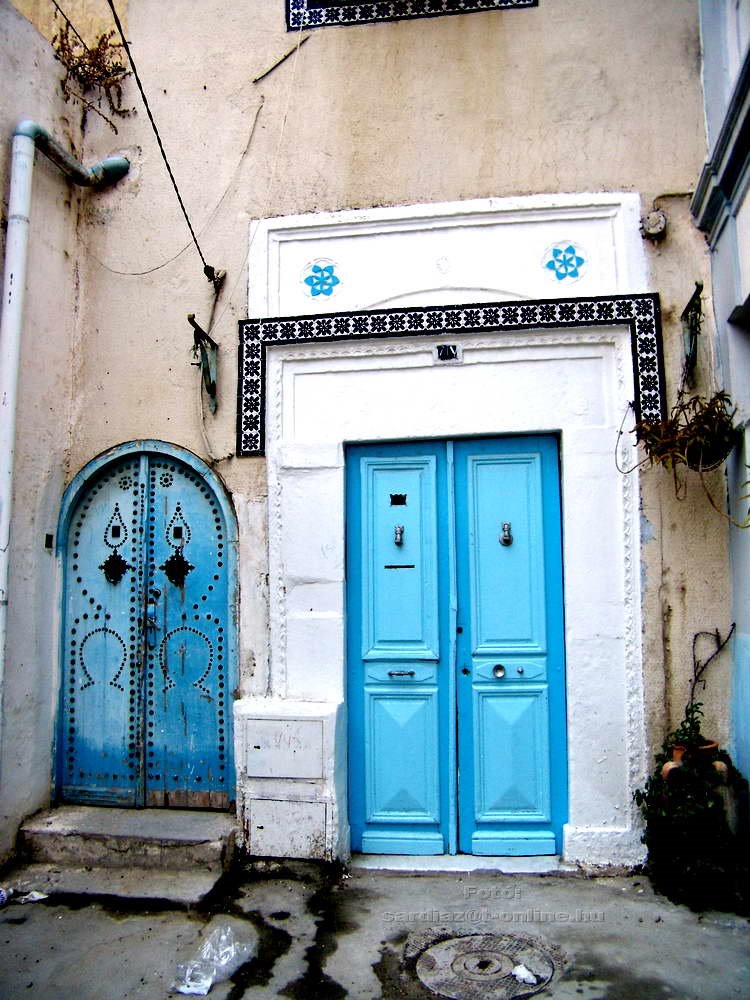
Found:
<box><xmin>171</xmin><ymin>921</ymin><xmax>257</xmax><ymax>995</ymax></box>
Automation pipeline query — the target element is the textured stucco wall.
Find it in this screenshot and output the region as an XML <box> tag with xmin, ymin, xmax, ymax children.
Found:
<box><xmin>0</xmin><ymin>0</ymin><xmax>737</xmax><ymax>856</ymax></box>
<box><xmin>73</xmin><ymin>0</ymin><xmax>729</xmax><ymax>740</ymax></box>
<box><xmin>0</xmin><ymin>0</ymin><xmax>81</xmax><ymax>859</ymax></box>
<box><xmin>11</xmin><ymin>0</ymin><xmax>124</xmax><ymax>46</ymax></box>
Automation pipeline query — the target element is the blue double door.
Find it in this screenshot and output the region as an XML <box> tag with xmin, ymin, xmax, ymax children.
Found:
<box><xmin>58</xmin><ymin>452</ymin><xmax>234</xmax><ymax>809</ymax></box>
<box><xmin>347</xmin><ymin>437</ymin><xmax>567</xmax><ymax>855</ymax></box>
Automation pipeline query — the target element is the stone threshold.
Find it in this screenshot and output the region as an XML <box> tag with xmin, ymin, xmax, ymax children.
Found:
<box><xmin>350</xmin><ymin>854</ymin><xmax>578</xmax><ymax>874</ymax></box>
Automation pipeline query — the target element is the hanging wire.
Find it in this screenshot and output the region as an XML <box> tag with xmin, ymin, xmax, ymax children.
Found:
<box><xmin>196</xmin><ymin>23</ymin><xmax>307</xmax><ymax>462</ymax></box>
<box><xmin>86</xmin><ymin>97</ymin><xmax>265</xmax><ymax>278</ymax></box>
<box><xmin>105</xmin><ymin>0</ymin><xmax>220</xmax><ymax>286</ymax></box>
<box><xmin>208</xmin><ymin>23</ymin><xmax>308</xmax><ymax>335</ymax></box>
<box><xmin>50</xmin><ymin>0</ymin><xmax>88</xmax><ymax>48</ymax></box>
<box><xmin>614</xmin><ymin>400</ymin><xmax>649</xmax><ymax>475</ymax></box>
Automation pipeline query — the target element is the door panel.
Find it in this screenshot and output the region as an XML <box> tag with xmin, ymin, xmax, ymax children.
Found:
<box><xmin>347</xmin><ymin>436</ymin><xmax>566</xmax><ymax>856</ymax></box>
<box><xmin>455</xmin><ymin>437</ymin><xmax>566</xmax><ymax>855</ymax></box>
<box><xmin>365</xmin><ymin>687</ymin><xmax>440</xmax><ymax>823</ymax></box>
<box><xmin>59</xmin><ymin>456</ymin><xmax>146</xmax><ymax>805</ymax></box>
<box><xmin>58</xmin><ymin>451</ymin><xmax>234</xmax><ymax>809</ymax></box>
<box><xmin>145</xmin><ymin>457</ymin><xmax>232</xmax><ymax>807</ymax></box>
<box><xmin>465</xmin><ymin>452</ymin><xmax>547</xmax><ymax>653</ymax></box>
<box><xmin>361</xmin><ymin>457</ymin><xmax>439</xmax><ymax>660</ymax></box>
<box><xmin>348</xmin><ymin>444</ymin><xmax>452</xmax><ymax>855</ymax></box>
<box><xmin>473</xmin><ymin>685</ymin><xmax>551</xmax><ymax>822</ymax></box>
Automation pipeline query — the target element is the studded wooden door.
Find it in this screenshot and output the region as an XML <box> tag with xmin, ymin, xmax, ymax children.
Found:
<box><xmin>58</xmin><ymin>448</ymin><xmax>235</xmax><ymax>809</ymax></box>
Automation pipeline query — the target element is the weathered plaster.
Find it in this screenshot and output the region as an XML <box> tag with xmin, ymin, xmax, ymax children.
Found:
<box><xmin>0</xmin><ymin>0</ymin><xmax>80</xmax><ymax>860</ymax></box>
<box><xmin>11</xmin><ymin>0</ymin><xmax>125</xmax><ymax>47</ymax></box>
<box><xmin>0</xmin><ymin>0</ymin><xmax>735</xmax><ymax>863</ymax></box>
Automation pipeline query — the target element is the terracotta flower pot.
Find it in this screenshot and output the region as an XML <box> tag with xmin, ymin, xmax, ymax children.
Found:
<box><xmin>661</xmin><ymin>745</ymin><xmax>686</xmax><ymax>780</ymax></box>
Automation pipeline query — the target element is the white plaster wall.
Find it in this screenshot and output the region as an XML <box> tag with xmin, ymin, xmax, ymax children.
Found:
<box><xmin>253</xmin><ymin>326</ymin><xmax>644</xmax><ymax>864</ymax></box>
<box><xmin>0</xmin><ymin>0</ymin><xmax>735</xmax><ymax>864</ymax></box>
<box><xmin>0</xmin><ymin>0</ymin><xmax>81</xmax><ymax>861</ymax></box>
<box><xmin>64</xmin><ymin>0</ymin><xmax>729</xmax><ymax>775</ymax></box>
<box><xmin>237</xmin><ymin>193</ymin><xmax>648</xmax><ymax>863</ymax></box>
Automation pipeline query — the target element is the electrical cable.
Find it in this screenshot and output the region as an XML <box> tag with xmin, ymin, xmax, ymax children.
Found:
<box><xmin>87</xmin><ymin>97</ymin><xmax>265</xmax><ymax>277</ymax></box>
<box><xmin>105</xmin><ymin>0</ymin><xmax>219</xmax><ymax>284</ymax></box>
<box><xmin>208</xmin><ymin>25</ymin><xmax>307</xmax><ymax>336</ymax></box>
<box><xmin>195</xmin><ymin>24</ymin><xmax>307</xmax><ymax>466</ymax></box>
<box><xmin>50</xmin><ymin>0</ymin><xmax>88</xmax><ymax>48</ymax></box>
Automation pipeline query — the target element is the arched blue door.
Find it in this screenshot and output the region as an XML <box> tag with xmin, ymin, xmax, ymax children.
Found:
<box><xmin>57</xmin><ymin>443</ymin><xmax>237</xmax><ymax>809</ymax></box>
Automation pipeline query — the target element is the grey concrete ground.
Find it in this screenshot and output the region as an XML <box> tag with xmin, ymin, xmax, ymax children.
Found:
<box><xmin>0</xmin><ymin>860</ymin><xmax>748</xmax><ymax>999</ymax></box>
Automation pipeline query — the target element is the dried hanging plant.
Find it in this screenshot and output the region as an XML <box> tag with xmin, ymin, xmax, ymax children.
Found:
<box><xmin>631</xmin><ymin>391</ymin><xmax>749</xmax><ymax>522</ymax></box>
<box><xmin>634</xmin><ymin>390</ymin><xmax>738</xmax><ymax>473</ymax></box>
<box><xmin>53</xmin><ymin>23</ymin><xmax>133</xmax><ymax>133</ymax></box>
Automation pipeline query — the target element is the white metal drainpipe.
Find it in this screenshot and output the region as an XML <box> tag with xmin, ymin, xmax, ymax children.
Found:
<box><xmin>0</xmin><ymin>120</ymin><xmax>129</xmax><ymax>765</ymax></box>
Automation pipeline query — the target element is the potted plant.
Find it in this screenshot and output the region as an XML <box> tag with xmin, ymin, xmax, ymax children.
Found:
<box><xmin>634</xmin><ymin>625</ymin><xmax>749</xmax><ymax>913</ymax></box>
<box><xmin>634</xmin><ymin>390</ymin><xmax>738</xmax><ymax>473</ymax></box>
<box><xmin>625</xmin><ymin>390</ymin><xmax>750</xmax><ymax>522</ymax></box>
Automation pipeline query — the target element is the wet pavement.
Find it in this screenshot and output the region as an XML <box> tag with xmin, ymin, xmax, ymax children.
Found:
<box><xmin>0</xmin><ymin>859</ymin><xmax>748</xmax><ymax>999</ymax></box>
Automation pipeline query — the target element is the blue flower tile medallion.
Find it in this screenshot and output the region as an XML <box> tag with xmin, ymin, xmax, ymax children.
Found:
<box><xmin>303</xmin><ymin>259</ymin><xmax>341</xmax><ymax>298</ymax></box>
<box><xmin>543</xmin><ymin>241</ymin><xmax>587</xmax><ymax>282</ymax></box>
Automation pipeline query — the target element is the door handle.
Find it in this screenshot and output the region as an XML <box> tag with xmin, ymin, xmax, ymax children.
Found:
<box><xmin>500</xmin><ymin>522</ymin><xmax>513</xmax><ymax>546</ymax></box>
<box><xmin>145</xmin><ymin>603</ymin><xmax>161</xmax><ymax>649</ymax></box>
<box><xmin>394</xmin><ymin>525</ymin><xmax>404</xmax><ymax>546</ymax></box>
<box><xmin>493</xmin><ymin>664</ymin><xmax>506</xmax><ymax>678</ymax></box>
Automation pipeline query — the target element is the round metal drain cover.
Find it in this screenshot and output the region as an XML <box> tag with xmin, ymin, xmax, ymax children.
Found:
<box><xmin>415</xmin><ymin>933</ymin><xmax>555</xmax><ymax>999</ymax></box>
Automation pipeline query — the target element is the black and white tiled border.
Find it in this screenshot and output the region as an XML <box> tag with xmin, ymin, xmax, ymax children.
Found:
<box><xmin>287</xmin><ymin>0</ymin><xmax>536</xmax><ymax>30</ymax></box>
<box><xmin>237</xmin><ymin>294</ymin><xmax>665</xmax><ymax>456</ymax></box>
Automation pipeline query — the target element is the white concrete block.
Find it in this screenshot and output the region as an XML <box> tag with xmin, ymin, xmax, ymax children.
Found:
<box><xmin>280</xmin><ymin>468</ymin><xmax>344</xmax><ymax>582</ymax></box>
<box><xmin>285</xmin><ymin>614</ymin><xmax>345</xmax><ymax>701</ymax></box>
<box><xmin>244</xmin><ymin>719</ymin><xmax>324</xmax><ymax>779</ymax></box>
<box><xmin>248</xmin><ymin>800</ymin><xmax>327</xmax><ymax>859</ymax></box>
<box><xmin>278</xmin><ymin>443</ymin><xmax>343</xmax><ymax>469</ymax></box>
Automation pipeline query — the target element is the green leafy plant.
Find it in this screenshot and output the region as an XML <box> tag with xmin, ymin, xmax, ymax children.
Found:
<box><xmin>634</xmin><ymin>626</ymin><xmax>749</xmax><ymax>912</ymax></box>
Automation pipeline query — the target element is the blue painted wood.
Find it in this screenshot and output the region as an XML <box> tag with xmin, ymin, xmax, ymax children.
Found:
<box><xmin>347</xmin><ymin>436</ymin><xmax>566</xmax><ymax>856</ymax></box>
<box><xmin>57</xmin><ymin>443</ymin><xmax>237</xmax><ymax>809</ymax></box>
<box><xmin>347</xmin><ymin>443</ymin><xmax>452</xmax><ymax>854</ymax></box>
<box><xmin>445</xmin><ymin>441</ymin><xmax>458</xmax><ymax>856</ymax></box>
<box><xmin>473</xmin><ymin>686</ymin><xmax>551</xmax><ymax>822</ymax></box>
<box><xmin>455</xmin><ymin>437</ymin><xmax>567</xmax><ymax>855</ymax></box>
<box><xmin>360</xmin><ymin>456</ymin><xmax>439</xmax><ymax>660</ymax></box>
<box><xmin>58</xmin><ymin>454</ymin><xmax>146</xmax><ymax>805</ymax></box>
<box><xmin>365</xmin><ymin>687</ymin><xmax>440</xmax><ymax>823</ymax></box>
<box><xmin>465</xmin><ymin>452</ymin><xmax>546</xmax><ymax>654</ymax></box>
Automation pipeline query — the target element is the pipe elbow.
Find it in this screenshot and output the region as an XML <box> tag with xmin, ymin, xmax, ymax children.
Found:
<box><xmin>13</xmin><ymin>120</ymin><xmax>46</xmax><ymax>142</ymax></box>
<box><xmin>88</xmin><ymin>156</ymin><xmax>131</xmax><ymax>188</ymax></box>
<box><xmin>12</xmin><ymin>119</ymin><xmax>130</xmax><ymax>188</ymax></box>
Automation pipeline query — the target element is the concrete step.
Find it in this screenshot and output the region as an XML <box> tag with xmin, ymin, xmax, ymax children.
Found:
<box><xmin>20</xmin><ymin>806</ymin><xmax>237</xmax><ymax>872</ymax></box>
<box><xmin>7</xmin><ymin>862</ymin><xmax>222</xmax><ymax>906</ymax></box>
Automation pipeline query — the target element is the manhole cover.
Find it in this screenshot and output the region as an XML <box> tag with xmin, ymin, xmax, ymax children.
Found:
<box><xmin>415</xmin><ymin>933</ymin><xmax>555</xmax><ymax>999</ymax></box>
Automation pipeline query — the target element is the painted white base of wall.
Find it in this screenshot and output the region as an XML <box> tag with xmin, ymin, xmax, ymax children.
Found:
<box><xmin>236</xmin><ymin>698</ymin><xmax>350</xmax><ymax>861</ymax></box>
<box><xmin>236</xmin><ymin>194</ymin><xmax>649</xmax><ymax>865</ymax></box>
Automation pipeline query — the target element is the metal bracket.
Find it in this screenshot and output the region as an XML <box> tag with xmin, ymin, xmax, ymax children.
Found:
<box><xmin>188</xmin><ymin>313</ymin><xmax>219</xmax><ymax>414</ymax></box>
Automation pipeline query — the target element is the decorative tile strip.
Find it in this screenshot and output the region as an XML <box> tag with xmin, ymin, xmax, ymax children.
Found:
<box><xmin>287</xmin><ymin>0</ymin><xmax>537</xmax><ymax>31</ymax></box>
<box><xmin>237</xmin><ymin>294</ymin><xmax>664</xmax><ymax>455</ymax></box>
